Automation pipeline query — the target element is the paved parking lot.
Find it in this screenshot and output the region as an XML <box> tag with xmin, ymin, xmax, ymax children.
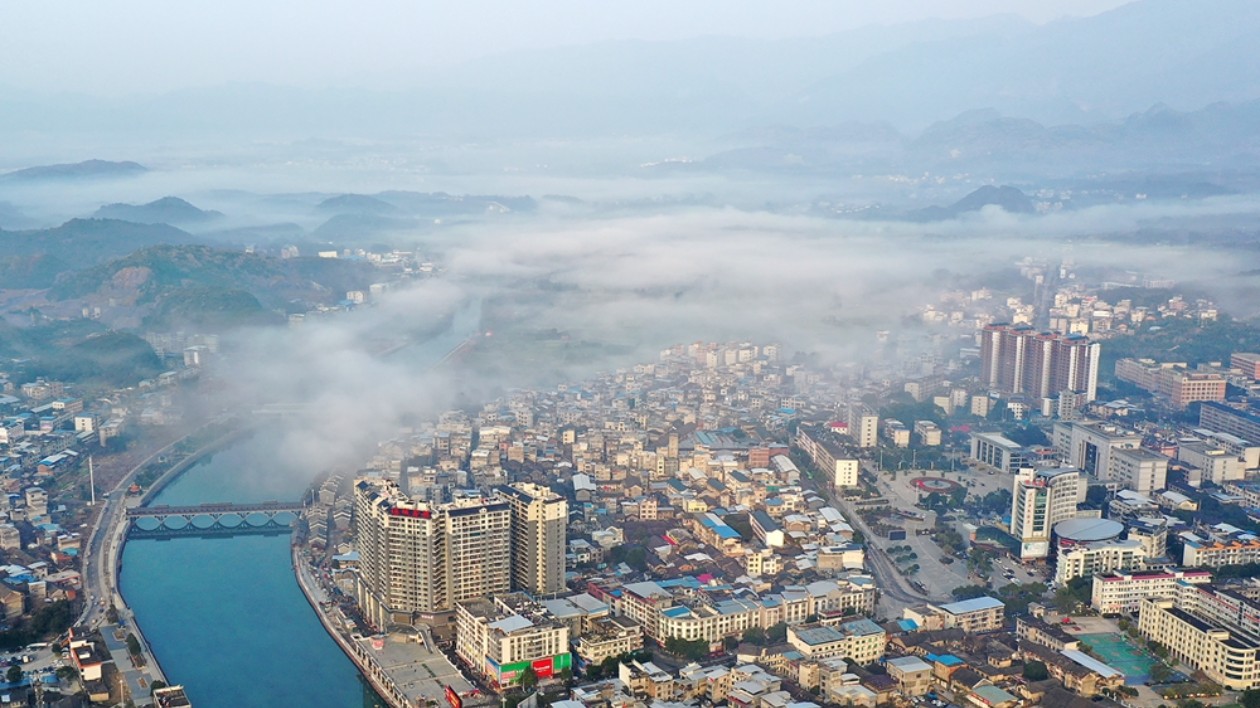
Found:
<box><xmin>864</xmin><ymin>465</ymin><xmax>1051</xmax><ymax>597</ymax></box>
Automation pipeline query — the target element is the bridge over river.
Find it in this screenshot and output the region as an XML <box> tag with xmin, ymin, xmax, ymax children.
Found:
<box><xmin>126</xmin><ymin>501</ymin><xmax>305</xmax><ymax>539</ymax></box>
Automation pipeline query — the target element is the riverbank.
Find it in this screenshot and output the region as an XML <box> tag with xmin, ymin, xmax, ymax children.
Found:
<box><xmin>290</xmin><ymin>545</ymin><xmax>411</xmax><ymax>708</ymax></box>
<box><xmin>82</xmin><ymin>419</ymin><xmax>249</xmax><ymax>704</ymax></box>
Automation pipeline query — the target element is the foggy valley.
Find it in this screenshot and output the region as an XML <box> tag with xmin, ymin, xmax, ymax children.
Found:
<box><xmin>3</xmin><ymin>1</ymin><xmax>1260</xmax><ymax>706</ymax></box>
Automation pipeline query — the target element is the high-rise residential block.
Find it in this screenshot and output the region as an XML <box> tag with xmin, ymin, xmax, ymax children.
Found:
<box><xmin>980</xmin><ymin>323</ymin><xmax>1100</xmax><ymax>402</ymax></box>
<box><xmin>353</xmin><ymin>479</ymin><xmax>511</xmax><ymax>633</ymax></box>
<box><xmin>499</xmin><ymin>482</ymin><xmax>568</xmax><ymax>596</ymax></box>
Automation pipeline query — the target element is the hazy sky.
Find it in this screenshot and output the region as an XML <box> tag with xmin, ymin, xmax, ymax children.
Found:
<box><xmin>2</xmin><ymin>0</ymin><xmax>1135</xmax><ymax>95</ymax></box>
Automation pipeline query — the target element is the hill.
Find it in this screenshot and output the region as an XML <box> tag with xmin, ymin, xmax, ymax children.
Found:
<box><xmin>0</xmin><ymin>159</ymin><xmax>147</xmax><ymax>182</ymax></box>
<box><xmin>0</xmin><ymin>219</ymin><xmax>201</xmax><ymax>287</ymax></box>
<box><xmin>0</xmin><ymin>321</ymin><xmax>162</xmax><ymax>389</ymax></box>
<box><xmin>907</xmin><ymin>186</ymin><xmax>1035</xmax><ymax>222</ymax></box>
<box><xmin>49</xmin><ymin>244</ymin><xmax>381</xmax><ymax>327</ymax></box>
<box><xmin>93</xmin><ymin>197</ymin><xmax>223</xmax><ymax>225</ymax></box>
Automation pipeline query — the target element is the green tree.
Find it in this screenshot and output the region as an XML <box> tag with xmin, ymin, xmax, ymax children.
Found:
<box><xmin>664</xmin><ymin>637</ymin><xmax>709</xmax><ymax>661</ymax></box>
<box><xmin>766</xmin><ymin>622</ymin><xmax>788</xmax><ymax>643</ymax></box>
<box><xmin>126</xmin><ymin>633</ymin><xmax>142</xmax><ymax>656</ymax></box>
<box><xmin>519</xmin><ymin>666</ymin><xmax>538</xmax><ymax>690</ymax></box>
<box><xmin>1149</xmin><ymin>662</ymin><xmax>1173</xmax><ymax>683</ymax></box>
<box><xmin>951</xmin><ymin>585</ymin><xmax>989</xmax><ymax>600</ymax></box>
<box><xmin>742</xmin><ymin>626</ymin><xmax>767</xmax><ymax>645</ymax></box>
<box><xmin>5</xmin><ymin>665</ymin><xmax>20</xmax><ymax>684</ymax></box>
<box><xmin>1022</xmin><ymin>661</ymin><xmax>1049</xmax><ymax>681</ymax></box>
<box><xmin>150</xmin><ymin>681</ymin><xmax>168</xmax><ymax>694</ymax></box>
<box><xmin>1240</xmin><ymin>688</ymin><xmax>1260</xmax><ymax>708</ymax></box>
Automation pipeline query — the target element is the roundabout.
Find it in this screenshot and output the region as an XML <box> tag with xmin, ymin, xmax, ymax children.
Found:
<box><xmin>910</xmin><ymin>476</ymin><xmax>962</xmax><ymax>493</ymax></box>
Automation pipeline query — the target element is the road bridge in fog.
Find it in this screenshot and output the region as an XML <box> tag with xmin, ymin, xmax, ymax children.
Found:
<box><xmin>125</xmin><ymin>501</ymin><xmax>304</xmax><ymax>538</ymax></box>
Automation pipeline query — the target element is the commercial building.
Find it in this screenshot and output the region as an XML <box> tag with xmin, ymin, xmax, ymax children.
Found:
<box><xmin>1010</xmin><ymin>467</ymin><xmax>1085</xmax><ymax>560</ymax></box>
<box><xmin>968</xmin><ymin>432</ymin><xmax>1028</xmax><ymax>473</ymax></box>
<box><xmin>979</xmin><ymin>323</ymin><xmax>1100</xmax><ymax>402</ymax></box>
<box><xmin>1108</xmin><ymin>447</ymin><xmax>1169</xmax><ymax>495</ymax></box>
<box><xmin>498</xmin><ymin>482</ymin><xmax>568</xmax><ymax>595</ymax></box>
<box><xmin>1052</xmin><ymin>420</ymin><xmax>1142</xmax><ymax>482</ymax></box>
<box><xmin>1138</xmin><ymin>582</ymin><xmax>1260</xmax><ymax>689</ymax></box>
<box><xmin>455</xmin><ymin>594</ymin><xmax>572</xmax><ymax>689</ymax></box>
<box><xmin>1115</xmin><ymin>358</ymin><xmax>1227</xmax><ymax>409</ymax></box>
<box><xmin>353</xmin><ymin>479</ymin><xmax>512</xmax><ymax>632</ymax></box>
<box><xmin>1091</xmin><ymin>569</ymin><xmax>1212</xmax><ymax>615</ymax></box>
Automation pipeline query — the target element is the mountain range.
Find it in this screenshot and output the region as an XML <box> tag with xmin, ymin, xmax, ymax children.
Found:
<box><xmin>1</xmin><ymin>0</ymin><xmax>1258</xmax><ymax>139</ymax></box>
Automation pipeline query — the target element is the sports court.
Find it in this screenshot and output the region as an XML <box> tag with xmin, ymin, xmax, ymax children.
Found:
<box><xmin>1078</xmin><ymin>632</ymin><xmax>1157</xmax><ymax>685</ymax></box>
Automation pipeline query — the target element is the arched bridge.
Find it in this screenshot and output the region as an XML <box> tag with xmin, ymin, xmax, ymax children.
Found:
<box><xmin>126</xmin><ymin>501</ymin><xmax>305</xmax><ymax>539</ymax></box>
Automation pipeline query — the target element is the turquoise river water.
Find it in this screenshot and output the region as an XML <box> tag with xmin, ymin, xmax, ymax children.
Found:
<box><xmin>119</xmin><ymin>299</ymin><xmax>482</xmax><ymax>707</ymax></box>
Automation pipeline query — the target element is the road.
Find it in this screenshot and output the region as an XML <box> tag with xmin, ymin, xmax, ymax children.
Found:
<box><xmin>76</xmin><ymin>422</ymin><xmax>238</xmax><ymax>705</ymax></box>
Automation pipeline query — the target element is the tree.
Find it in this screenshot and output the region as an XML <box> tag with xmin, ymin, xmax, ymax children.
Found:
<box><xmin>742</xmin><ymin>626</ymin><xmax>767</xmax><ymax>645</ymax></box>
<box><xmin>766</xmin><ymin>622</ymin><xmax>788</xmax><ymax>643</ymax></box>
<box><xmin>1022</xmin><ymin>661</ymin><xmax>1049</xmax><ymax>681</ymax></box>
<box><xmin>126</xmin><ymin>633</ymin><xmax>142</xmax><ymax>657</ymax></box>
<box><xmin>519</xmin><ymin>666</ymin><xmax>538</xmax><ymax>690</ymax></box>
<box><xmin>5</xmin><ymin>665</ymin><xmax>20</xmax><ymax>684</ymax></box>
<box><xmin>1149</xmin><ymin>662</ymin><xmax>1173</xmax><ymax>684</ymax></box>
<box><xmin>951</xmin><ymin>585</ymin><xmax>989</xmax><ymax>600</ymax></box>
<box><xmin>1240</xmin><ymin>688</ymin><xmax>1260</xmax><ymax>708</ymax></box>
<box><xmin>150</xmin><ymin>681</ymin><xmax>168</xmax><ymax>694</ymax></box>
<box><xmin>664</xmin><ymin>637</ymin><xmax>708</xmax><ymax>661</ymax></box>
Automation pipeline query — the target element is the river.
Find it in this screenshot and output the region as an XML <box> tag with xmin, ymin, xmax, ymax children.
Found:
<box><xmin>119</xmin><ymin>298</ymin><xmax>482</xmax><ymax>707</ymax></box>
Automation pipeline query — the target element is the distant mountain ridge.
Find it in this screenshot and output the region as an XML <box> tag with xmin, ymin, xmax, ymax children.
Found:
<box><xmin>93</xmin><ymin>196</ymin><xmax>223</xmax><ymax>225</ymax></box>
<box><xmin>908</xmin><ymin>186</ymin><xmax>1035</xmax><ymax>222</ymax></box>
<box><xmin>0</xmin><ymin>159</ymin><xmax>147</xmax><ymax>182</ymax></box>
<box><xmin>2</xmin><ymin>0</ymin><xmax>1259</xmax><ymax>138</ymax></box>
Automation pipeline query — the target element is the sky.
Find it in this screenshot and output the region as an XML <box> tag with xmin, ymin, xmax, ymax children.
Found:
<box><xmin>0</xmin><ymin>0</ymin><xmax>1136</xmax><ymax>95</ymax></box>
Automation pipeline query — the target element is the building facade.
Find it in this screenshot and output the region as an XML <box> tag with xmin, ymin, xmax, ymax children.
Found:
<box><xmin>980</xmin><ymin>324</ymin><xmax>1100</xmax><ymax>402</ymax></box>
<box><xmin>1091</xmin><ymin>570</ymin><xmax>1212</xmax><ymax>615</ymax></box>
<box><xmin>1010</xmin><ymin>467</ymin><xmax>1084</xmax><ymax>560</ymax></box>
<box><xmin>499</xmin><ymin>482</ymin><xmax>568</xmax><ymax>596</ymax></box>
<box><xmin>353</xmin><ymin>479</ymin><xmax>512</xmax><ymax>632</ymax></box>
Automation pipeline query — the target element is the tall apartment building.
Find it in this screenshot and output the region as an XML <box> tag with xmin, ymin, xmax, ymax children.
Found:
<box><xmin>352</xmin><ymin>479</ymin><xmax>512</xmax><ymax>633</ymax></box>
<box><xmin>499</xmin><ymin>483</ymin><xmax>568</xmax><ymax>596</ymax></box>
<box><xmin>980</xmin><ymin>323</ymin><xmax>1101</xmax><ymax>402</ymax></box>
<box><xmin>1010</xmin><ymin>467</ymin><xmax>1085</xmax><ymax>560</ymax></box>
<box><xmin>845</xmin><ymin>404</ymin><xmax>879</xmax><ymax>449</ymax></box>
<box><xmin>1115</xmin><ymin>358</ymin><xmax>1227</xmax><ymax>409</ymax></box>
<box><xmin>1138</xmin><ymin>582</ymin><xmax>1260</xmax><ymax>689</ymax></box>
<box><xmin>1052</xmin><ymin>420</ymin><xmax>1142</xmax><ymax>482</ymax></box>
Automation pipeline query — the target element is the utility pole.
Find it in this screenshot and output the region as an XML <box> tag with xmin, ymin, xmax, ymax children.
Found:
<box><xmin>88</xmin><ymin>455</ymin><xmax>96</xmax><ymax>505</ymax></box>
